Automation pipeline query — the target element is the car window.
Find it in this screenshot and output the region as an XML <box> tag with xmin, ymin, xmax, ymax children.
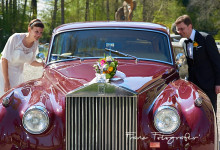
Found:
<box><xmin>50</xmin><ymin>29</ymin><xmax>172</xmax><ymax>63</ymax></box>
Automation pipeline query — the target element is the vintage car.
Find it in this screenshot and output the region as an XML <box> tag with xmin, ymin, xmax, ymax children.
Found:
<box><xmin>0</xmin><ymin>22</ymin><xmax>218</xmax><ymax>150</ymax></box>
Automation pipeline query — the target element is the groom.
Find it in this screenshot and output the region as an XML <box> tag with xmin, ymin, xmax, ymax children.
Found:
<box><xmin>175</xmin><ymin>15</ymin><xmax>220</xmax><ymax>112</ymax></box>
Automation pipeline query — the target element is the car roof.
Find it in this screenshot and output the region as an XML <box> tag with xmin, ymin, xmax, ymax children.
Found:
<box><xmin>52</xmin><ymin>21</ymin><xmax>169</xmax><ymax>35</ymax></box>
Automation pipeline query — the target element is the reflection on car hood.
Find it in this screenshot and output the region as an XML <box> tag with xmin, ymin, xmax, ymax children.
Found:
<box><xmin>46</xmin><ymin>60</ymin><xmax>174</xmax><ymax>93</ymax></box>
<box><xmin>111</xmin><ymin>76</ymin><xmax>152</xmax><ymax>91</ymax></box>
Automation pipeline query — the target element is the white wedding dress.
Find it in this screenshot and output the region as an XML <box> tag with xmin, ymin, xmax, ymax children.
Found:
<box><xmin>0</xmin><ymin>33</ymin><xmax>39</xmax><ymax>97</ymax></box>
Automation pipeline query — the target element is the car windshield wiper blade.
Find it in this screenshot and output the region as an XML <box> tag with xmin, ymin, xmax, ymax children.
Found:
<box><xmin>105</xmin><ymin>48</ymin><xmax>139</xmax><ymax>62</ymax></box>
<box><xmin>51</xmin><ymin>53</ymin><xmax>83</xmax><ymax>61</ymax></box>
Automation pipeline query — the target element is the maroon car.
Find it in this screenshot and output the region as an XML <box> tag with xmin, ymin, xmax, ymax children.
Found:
<box><xmin>0</xmin><ymin>22</ymin><xmax>218</xmax><ymax>150</ymax></box>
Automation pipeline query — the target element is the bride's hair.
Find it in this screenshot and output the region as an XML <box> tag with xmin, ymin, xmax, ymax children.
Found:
<box><xmin>29</xmin><ymin>19</ymin><xmax>44</xmax><ymax>29</ymax></box>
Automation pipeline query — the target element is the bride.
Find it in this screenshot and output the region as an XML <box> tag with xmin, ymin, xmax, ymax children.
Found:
<box><xmin>0</xmin><ymin>19</ymin><xmax>45</xmax><ymax>97</ymax></box>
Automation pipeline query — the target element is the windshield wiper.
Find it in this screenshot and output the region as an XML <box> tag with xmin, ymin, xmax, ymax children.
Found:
<box><xmin>51</xmin><ymin>54</ymin><xmax>83</xmax><ymax>61</ymax></box>
<box><xmin>105</xmin><ymin>48</ymin><xmax>139</xmax><ymax>63</ymax></box>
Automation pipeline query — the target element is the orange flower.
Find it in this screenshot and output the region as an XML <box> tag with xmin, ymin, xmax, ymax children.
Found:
<box><xmin>94</xmin><ymin>55</ymin><xmax>118</xmax><ymax>79</ymax></box>
<box><xmin>108</xmin><ymin>66</ymin><xmax>113</xmax><ymax>72</ymax></box>
<box><xmin>193</xmin><ymin>41</ymin><xmax>199</xmax><ymax>47</ymax></box>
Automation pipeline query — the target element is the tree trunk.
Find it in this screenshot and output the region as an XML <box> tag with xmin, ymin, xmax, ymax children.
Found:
<box><xmin>0</xmin><ymin>0</ymin><xmax>4</xmax><ymax>49</ymax></box>
<box><xmin>5</xmin><ymin>0</ymin><xmax>8</xmax><ymax>28</ymax></box>
<box><xmin>12</xmin><ymin>0</ymin><xmax>17</xmax><ymax>30</ymax></box>
<box><xmin>77</xmin><ymin>0</ymin><xmax>79</xmax><ymax>21</ymax></box>
<box><xmin>1</xmin><ymin>0</ymin><xmax>4</xmax><ymax>16</ymax></box>
<box><xmin>9</xmin><ymin>0</ymin><xmax>12</xmax><ymax>14</ymax></box>
<box><xmin>9</xmin><ymin>0</ymin><xmax>12</xmax><ymax>32</ymax></box>
<box><xmin>93</xmin><ymin>0</ymin><xmax>96</xmax><ymax>21</ymax></box>
<box><xmin>114</xmin><ymin>0</ymin><xmax>118</xmax><ymax>12</ymax></box>
<box><xmin>61</xmin><ymin>0</ymin><xmax>64</xmax><ymax>24</ymax></box>
<box><xmin>5</xmin><ymin>0</ymin><xmax>8</xmax><ymax>13</ymax></box>
<box><xmin>101</xmin><ymin>0</ymin><xmax>104</xmax><ymax>20</ymax></box>
<box><xmin>142</xmin><ymin>0</ymin><xmax>146</xmax><ymax>21</ymax></box>
<box><xmin>51</xmin><ymin>0</ymin><xmax>58</xmax><ymax>33</ymax></box>
<box><xmin>106</xmin><ymin>0</ymin><xmax>109</xmax><ymax>20</ymax></box>
<box><xmin>85</xmin><ymin>0</ymin><xmax>89</xmax><ymax>21</ymax></box>
<box><xmin>31</xmin><ymin>0</ymin><xmax>37</xmax><ymax>19</ymax></box>
<box><xmin>20</xmin><ymin>0</ymin><xmax>27</xmax><ymax>31</ymax></box>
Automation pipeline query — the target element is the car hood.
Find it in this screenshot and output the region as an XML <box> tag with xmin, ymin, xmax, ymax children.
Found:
<box><xmin>45</xmin><ymin>60</ymin><xmax>175</xmax><ymax>94</ymax></box>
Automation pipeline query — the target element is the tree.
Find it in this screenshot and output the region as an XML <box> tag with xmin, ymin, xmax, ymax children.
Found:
<box><xmin>51</xmin><ymin>0</ymin><xmax>58</xmax><ymax>32</ymax></box>
<box><xmin>93</xmin><ymin>0</ymin><xmax>96</xmax><ymax>20</ymax></box>
<box><xmin>142</xmin><ymin>0</ymin><xmax>156</xmax><ymax>22</ymax></box>
<box><xmin>61</xmin><ymin>0</ymin><xmax>64</xmax><ymax>24</ymax></box>
<box><xmin>31</xmin><ymin>0</ymin><xmax>37</xmax><ymax>19</ymax></box>
<box><xmin>106</xmin><ymin>0</ymin><xmax>109</xmax><ymax>20</ymax></box>
<box><xmin>85</xmin><ymin>0</ymin><xmax>89</xmax><ymax>21</ymax></box>
<box><xmin>187</xmin><ymin>0</ymin><xmax>220</xmax><ymax>34</ymax></box>
<box><xmin>153</xmin><ymin>0</ymin><xmax>186</xmax><ymax>29</ymax></box>
<box><xmin>1</xmin><ymin>0</ymin><xmax>220</xmax><ymax>52</ymax></box>
<box><xmin>20</xmin><ymin>0</ymin><xmax>27</xmax><ymax>31</ymax></box>
<box><xmin>142</xmin><ymin>0</ymin><xmax>146</xmax><ymax>21</ymax></box>
<box><xmin>114</xmin><ymin>0</ymin><xmax>119</xmax><ymax>12</ymax></box>
<box><xmin>77</xmin><ymin>0</ymin><xmax>80</xmax><ymax>21</ymax></box>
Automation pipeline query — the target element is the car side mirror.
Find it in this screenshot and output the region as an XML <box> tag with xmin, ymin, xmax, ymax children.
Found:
<box><xmin>36</xmin><ymin>53</ymin><xmax>45</xmax><ymax>61</ymax></box>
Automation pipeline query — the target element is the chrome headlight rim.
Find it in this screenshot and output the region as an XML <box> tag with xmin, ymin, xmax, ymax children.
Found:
<box><xmin>154</xmin><ymin>106</ymin><xmax>180</xmax><ymax>134</ymax></box>
<box><xmin>22</xmin><ymin>105</ymin><xmax>49</xmax><ymax>134</ymax></box>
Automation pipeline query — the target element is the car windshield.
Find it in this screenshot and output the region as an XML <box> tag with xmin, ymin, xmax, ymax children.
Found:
<box><xmin>49</xmin><ymin>29</ymin><xmax>172</xmax><ymax>63</ymax></box>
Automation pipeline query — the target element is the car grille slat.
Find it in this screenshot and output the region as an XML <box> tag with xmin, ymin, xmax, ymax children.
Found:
<box><xmin>66</xmin><ymin>96</ymin><xmax>137</xmax><ymax>150</ymax></box>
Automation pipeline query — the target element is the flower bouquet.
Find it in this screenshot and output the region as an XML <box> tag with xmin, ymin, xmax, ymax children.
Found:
<box><xmin>93</xmin><ymin>56</ymin><xmax>118</xmax><ymax>79</ymax></box>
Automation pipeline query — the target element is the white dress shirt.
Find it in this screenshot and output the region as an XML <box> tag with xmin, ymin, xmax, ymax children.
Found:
<box><xmin>187</xmin><ymin>29</ymin><xmax>196</xmax><ymax>59</ymax></box>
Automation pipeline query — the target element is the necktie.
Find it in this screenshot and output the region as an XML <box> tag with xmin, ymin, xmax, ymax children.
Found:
<box><xmin>185</xmin><ymin>38</ymin><xmax>193</xmax><ymax>44</ymax></box>
<box><xmin>184</xmin><ymin>39</ymin><xmax>193</xmax><ymax>58</ymax></box>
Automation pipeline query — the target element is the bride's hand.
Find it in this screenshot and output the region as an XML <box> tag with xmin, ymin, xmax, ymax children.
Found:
<box><xmin>4</xmin><ymin>81</ymin><xmax>11</xmax><ymax>92</ymax></box>
<box><xmin>41</xmin><ymin>62</ymin><xmax>46</xmax><ymax>68</ymax></box>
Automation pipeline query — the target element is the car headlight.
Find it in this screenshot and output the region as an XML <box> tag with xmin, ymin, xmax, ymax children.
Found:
<box><xmin>154</xmin><ymin>106</ymin><xmax>180</xmax><ymax>134</ymax></box>
<box><xmin>22</xmin><ymin>106</ymin><xmax>49</xmax><ymax>134</ymax></box>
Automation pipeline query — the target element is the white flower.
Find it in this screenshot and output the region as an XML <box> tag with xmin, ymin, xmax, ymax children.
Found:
<box><xmin>103</xmin><ymin>64</ymin><xmax>108</xmax><ymax>71</ymax></box>
<box><xmin>106</xmin><ymin>56</ymin><xmax>113</xmax><ymax>62</ymax></box>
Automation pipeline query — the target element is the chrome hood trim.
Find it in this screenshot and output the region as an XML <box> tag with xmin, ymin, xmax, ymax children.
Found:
<box><xmin>66</xmin><ymin>82</ymin><xmax>138</xmax><ymax>97</ymax></box>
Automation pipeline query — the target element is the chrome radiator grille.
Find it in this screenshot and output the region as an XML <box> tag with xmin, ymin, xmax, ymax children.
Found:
<box><xmin>66</xmin><ymin>96</ymin><xmax>137</xmax><ymax>150</ymax></box>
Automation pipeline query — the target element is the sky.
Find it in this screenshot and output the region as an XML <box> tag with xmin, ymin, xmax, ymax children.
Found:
<box><xmin>37</xmin><ymin>0</ymin><xmax>48</xmax><ymax>13</ymax></box>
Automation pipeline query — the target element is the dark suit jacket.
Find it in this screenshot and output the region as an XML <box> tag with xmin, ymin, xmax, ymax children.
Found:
<box><xmin>184</xmin><ymin>30</ymin><xmax>220</xmax><ymax>90</ymax></box>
